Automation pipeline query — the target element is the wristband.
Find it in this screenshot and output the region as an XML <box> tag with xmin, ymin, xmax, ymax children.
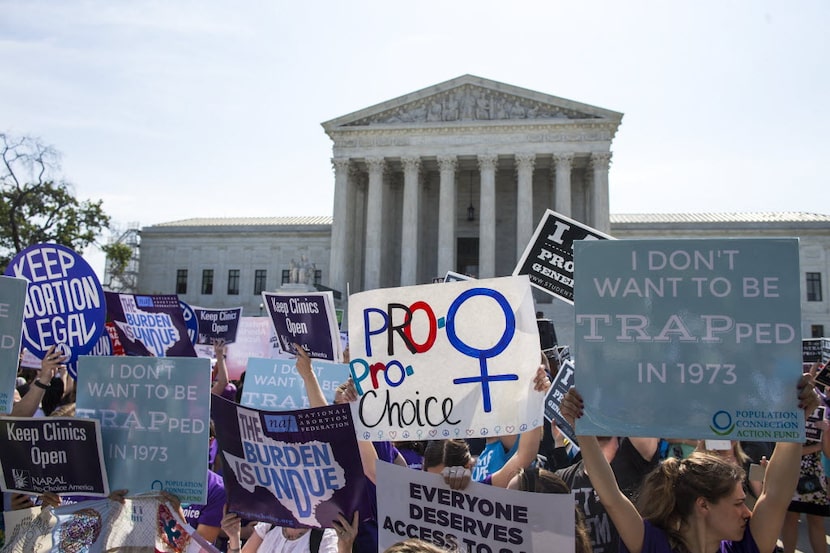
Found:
<box><xmin>34</xmin><ymin>380</ymin><xmax>51</xmax><ymax>390</ymax></box>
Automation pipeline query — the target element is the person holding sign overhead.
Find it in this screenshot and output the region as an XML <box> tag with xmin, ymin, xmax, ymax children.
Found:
<box><xmin>11</xmin><ymin>345</ymin><xmax>66</xmax><ymax>417</ymax></box>
<box><xmin>560</xmin><ymin>374</ymin><xmax>820</xmax><ymax>553</ymax></box>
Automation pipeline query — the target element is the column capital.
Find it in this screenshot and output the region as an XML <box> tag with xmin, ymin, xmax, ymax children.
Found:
<box><xmin>589</xmin><ymin>152</ymin><xmax>612</xmax><ymax>170</ymax></box>
<box><xmin>331</xmin><ymin>157</ymin><xmax>351</xmax><ymax>173</ymax></box>
<box><xmin>437</xmin><ymin>155</ymin><xmax>457</xmax><ymax>173</ymax></box>
<box><xmin>477</xmin><ymin>153</ymin><xmax>498</xmax><ymax>172</ymax></box>
<box><xmin>401</xmin><ymin>156</ymin><xmax>421</xmax><ymax>173</ymax></box>
<box><xmin>553</xmin><ymin>152</ymin><xmax>575</xmax><ymax>166</ymax></box>
<box><xmin>515</xmin><ymin>153</ymin><xmax>536</xmax><ymax>171</ymax></box>
<box><xmin>365</xmin><ymin>156</ymin><xmax>386</xmax><ymax>174</ymax></box>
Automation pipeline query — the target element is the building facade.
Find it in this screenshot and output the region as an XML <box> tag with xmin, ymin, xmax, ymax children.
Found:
<box><xmin>133</xmin><ymin>76</ymin><xmax>830</xmax><ymax>345</ymax></box>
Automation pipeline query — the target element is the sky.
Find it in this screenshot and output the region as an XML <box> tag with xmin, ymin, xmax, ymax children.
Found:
<box><xmin>2</xmin><ymin>0</ymin><xmax>828</xmax><ymax>273</ymax></box>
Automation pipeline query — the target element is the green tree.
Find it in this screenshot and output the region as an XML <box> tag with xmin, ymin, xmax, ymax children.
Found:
<box><xmin>0</xmin><ymin>132</ymin><xmax>110</xmax><ymax>271</ymax></box>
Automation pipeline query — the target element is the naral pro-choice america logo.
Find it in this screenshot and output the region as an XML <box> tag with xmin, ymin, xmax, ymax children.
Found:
<box><xmin>711</xmin><ymin>409</ymin><xmax>800</xmax><ymax>439</ymax></box>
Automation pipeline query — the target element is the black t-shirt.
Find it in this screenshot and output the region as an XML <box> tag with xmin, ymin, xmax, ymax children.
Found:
<box><xmin>556</xmin><ymin>439</ymin><xmax>659</xmax><ymax>553</ymax></box>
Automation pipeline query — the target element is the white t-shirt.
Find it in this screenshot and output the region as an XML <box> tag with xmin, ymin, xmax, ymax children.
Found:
<box><xmin>253</xmin><ymin>523</ymin><xmax>339</xmax><ymax>553</ymax></box>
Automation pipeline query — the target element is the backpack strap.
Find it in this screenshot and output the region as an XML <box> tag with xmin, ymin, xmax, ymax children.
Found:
<box><xmin>309</xmin><ymin>528</ymin><xmax>324</xmax><ymax>553</ymax></box>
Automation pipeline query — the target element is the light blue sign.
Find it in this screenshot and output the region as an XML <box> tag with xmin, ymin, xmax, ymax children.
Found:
<box><xmin>573</xmin><ymin>238</ymin><xmax>804</xmax><ymax>442</ymax></box>
<box><xmin>240</xmin><ymin>357</ymin><xmax>350</xmax><ymax>411</ymax></box>
<box><xmin>4</xmin><ymin>243</ymin><xmax>106</xmax><ymax>366</ymax></box>
<box><xmin>75</xmin><ymin>356</ymin><xmax>211</xmax><ymax>503</ymax></box>
<box><xmin>0</xmin><ymin>276</ymin><xmax>27</xmax><ymax>413</ymax></box>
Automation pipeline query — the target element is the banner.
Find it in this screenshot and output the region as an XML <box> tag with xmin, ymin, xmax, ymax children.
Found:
<box><xmin>241</xmin><ymin>357</ymin><xmax>350</xmax><ymax>410</ymax></box>
<box><xmin>573</xmin><ymin>238</ymin><xmax>804</xmax><ymax>441</ymax></box>
<box><xmin>347</xmin><ymin>276</ymin><xmax>543</xmax><ymax>441</ymax></box>
<box><xmin>76</xmin><ymin>356</ymin><xmax>211</xmax><ymax>503</ymax></box>
<box><xmin>262</xmin><ymin>291</ymin><xmax>341</xmax><ymax>362</ymax></box>
<box><xmin>543</xmin><ymin>359</ymin><xmax>578</xmax><ymax>449</ymax></box>
<box><xmin>4</xmin><ymin>243</ymin><xmax>106</xmax><ymax>373</ymax></box>
<box><xmin>211</xmin><ymin>396</ymin><xmax>370</xmax><ymax>528</ymax></box>
<box><xmin>513</xmin><ymin>209</ymin><xmax>613</xmax><ymax>304</ymax></box>
<box><xmin>0</xmin><ymin>416</ymin><xmax>108</xmax><ymax>496</ymax></box>
<box><xmin>0</xmin><ymin>276</ymin><xmax>27</xmax><ymax>414</ymax></box>
<box><xmin>376</xmin><ymin>462</ymin><xmax>573</xmax><ymax>552</ymax></box>
<box><xmin>105</xmin><ymin>292</ymin><xmax>196</xmax><ymax>357</ymax></box>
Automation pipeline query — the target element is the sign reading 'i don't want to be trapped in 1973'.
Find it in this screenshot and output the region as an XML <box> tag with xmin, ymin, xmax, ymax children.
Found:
<box><xmin>573</xmin><ymin>238</ymin><xmax>804</xmax><ymax>442</ymax></box>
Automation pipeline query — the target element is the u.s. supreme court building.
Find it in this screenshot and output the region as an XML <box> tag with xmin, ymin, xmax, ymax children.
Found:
<box><xmin>135</xmin><ymin>75</ymin><xmax>830</xmax><ymax>345</ymax></box>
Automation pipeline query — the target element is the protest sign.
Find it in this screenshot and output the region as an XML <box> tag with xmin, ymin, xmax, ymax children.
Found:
<box><xmin>805</xmin><ymin>405</ymin><xmax>826</xmax><ymax>444</ymax></box>
<box><xmin>4</xmin><ymin>243</ymin><xmax>106</xmax><ymax>372</ymax></box>
<box><xmin>543</xmin><ymin>359</ymin><xmax>578</xmax><ymax>448</ymax></box>
<box><xmin>262</xmin><ymin>291</ymin><xmax>341</xmax><ymax>361</ymax></box>
<box><xmin>376</xmin><ymin>461</ymin><xmax>573</xmax><ymax>552</ymax></box>
<box><xmin>2</xmin><ymin>506</ymin><xmax>53</xmax><ymax>553</ymax></box>
<box><xmin>513</xmin><ymin>209</ymin><xmax>613</xmax><ymax>304</ymax></box>
<box><xmin>76</xmin><ymin>356</ymin><xmax>211</xmax><ymax>503</ymax></box>
<box><xmin>444</xmin><ymin>271</ymin><xmax>472</xmax><ymax>282</ymax></box>
<box><xmin>573</xmin><ymin>238</ymin><xmax>804</xmax><ymax>441</ymax></box>
<box><xmin>105</xmin><ymin>292</ymin><xmax>196</xmax><ymax>357</ymax></box>
<box><xmin>180</xmin><ymin>300</ymin><xmax>199</xmax><ymax>346</ymax></box>
<box><xmin>0</xmin><ymin>416</ymin><xmax>108</xmax><ymax>496</ymax></box>
<box><xmin>211</xmin><ymin>396</ymin><xmax>370</xmax><ymax>528</ymax></box>
<box><xmin>802</xmin><ymin>338</ymin><xmax>823</xmax><ymax>364</ymax></box>
<box><xmin>223</xmin><ymin>317</ymin><xmax>286</xmax><ymax>381</ymax></box>
<box><xmin>241</xmin><ymin>357</ymin><xmax>350</xmax><ymax>410</ymax></box>
<box><xmin>0</xmin><ymin>495</ymin><xmax>220</xmax><ymax>553</ymax></box>
<box><xmin>347</xmin><ymin>275</ymin><xmax>543</xmax><ymax>441</ymax></box>
<box><xmin>0</xmin><ymin>276</ymin><xmax>27</xmax><ymax>413</ymax></box>
<box><xmin>194</xmin><ymin>306</ymin><xmax>242</xmax><ymax>345</ymax></box>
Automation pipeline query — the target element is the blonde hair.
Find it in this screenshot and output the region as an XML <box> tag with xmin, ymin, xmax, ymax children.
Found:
<box><xmin>384</xmin><ymin>539</ymin><xmax>446</xmax><ymax>553</ymax></box>
<box><xmin>637</xmin><ymin>452</ymin><xmax>744</xmax><ymax>552</ymax></box>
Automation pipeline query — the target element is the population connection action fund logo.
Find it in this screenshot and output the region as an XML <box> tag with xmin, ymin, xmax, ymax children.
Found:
<box><xmin>710</xmin><ymin>410</ymin><xmax>735</xmax><ymax>436</ymax></box>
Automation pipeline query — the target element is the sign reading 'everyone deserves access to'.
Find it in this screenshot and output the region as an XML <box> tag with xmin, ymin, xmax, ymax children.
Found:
<box><xmin>513</xmin><ymin>209</ymin><xmax>613</xmax><ymax>304</ymax></box>
<box><xmin>0</xmin><ymin>416</ymin><xmax>108</xmax><ymax>496</ymax></box>
<box><xmin>75</xmin><ymin>356</ymin><xmax>211</xmax><ymax>503</ymax></box>
<box><xmin>0</xmin><ymin>276</ymin><xmax>27</xmax><ymax>413</ymax></box>
<box><xmin>376</xmin><ymin>462</ymin><xmax>573</xmax><ymax>553</ymax></box>
<box><xmin>347</xmin><ymin>276</ymin><xmax>543</xmax><ymax>441</ymax></box>
<box><xmin>241</xmin><ymin>358</ymin><xmax>350</xmax><ymax>411</ymax></box>
<box><xmin>573</xmin><ymin>238</ymin><xmax>804</xmax><ymax>441</ymax></box>
<box><xmin>211</xmin><ymin>396</ymin><xmax>370</xmax><ymax>529</ymax></box>
<box><xmin>5</xmin><ymin>244</ymin><xmax>106</xmax><ymax>376</ymax></box>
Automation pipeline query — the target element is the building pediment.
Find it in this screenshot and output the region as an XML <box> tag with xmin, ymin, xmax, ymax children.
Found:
<box><xmin>322</xmin><ymin>74</ymin><xmax>622</xmax><ymax>132</ymax></box>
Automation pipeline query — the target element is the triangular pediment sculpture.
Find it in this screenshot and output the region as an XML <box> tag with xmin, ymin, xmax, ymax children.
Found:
<box><xmin>322</xmin><ymin>75</ymin><xmax>622</xmax><ymax>131</ymax></box>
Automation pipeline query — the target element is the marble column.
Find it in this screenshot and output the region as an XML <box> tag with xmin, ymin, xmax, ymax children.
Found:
<box><xmin>478</xmin><ymin>154</ymin><xmax>498</xmax><ymax>278</ymax></box>
<box><xmin>590</xmin><ymin>152</ymin><xmax>612</xmax><ymax>234</ymax></box>
<box><xmin>400</xmin><ymin>156</ymin><xmax>421</xmax><ymax>286</ymax></box>
<box><xmin>328</xmin><ymin>158</ymin><xmax>351</xmax><ymax>295</ymax></box>
<box><xmin>553</xmin><ymin>153</ymin><xmax>574</xmax><ymax>217</ymax></box>
<box><xmin>363</xmin><ymin>157</ymin><xmax>385</xmax><ymax>290</ymax></box>
<box><xmin>515</xmin><ymin>153</ymin><xmax>536</xmax><ymax>259</ymax></box>
<box><xmin>437</xmin><ymin>155</ymin><xmax>457</xmax><ymax>277</ymax></box>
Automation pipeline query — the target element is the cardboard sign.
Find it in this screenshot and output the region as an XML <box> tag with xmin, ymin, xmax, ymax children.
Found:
<box><xmin>573</xmin><ymin>238</ymin><xmax>804</xmax><ymax>441</ymax></box>
<box><xmin>5</xmin><ymin>244</ymin><xmax>106</xmax><ymax>370</ymax></box>
<box><xmin>0</xmin><ymin>416</ymin><xmax>108</xmax><ymax>496</ymax></box>
<box><xmin>211</xmin><ymin>396</ymin><xmax>370</xmax><ymax>529</ymax></box>
<box><xmin>0</xmin><ymin>276</ymin><xmax>27</xmax><ymax>413</ymax></box>
<box><xmin>241</xmin><ymin>358</ymin><xmax>350</xmax><ymax>410</ymax></box>
<box><xmin>262</xmin><ymin>291</ymin><xmax>341</xmax><ymax>362</ymax></box>
<box><xmin>513</xmin><ymin>209</ymin><xmax>613</xmax><ymax>304</ymax></box>
<box><xmin>376</xmin><ymin>462</ymin><xmax>574</xmax><ymax>552</ymax></box>
<box><xmin>347</xmin><ymin>276</ymin><xmax>543</xmax><ymax>441</ymax></box>
<box><xmin>76</xmin><ymin>356</ymin><xmax>211</xmax><ymax>503</ymax></box>
<box><xmin>105</xmin><ymin>293</ymin><xmax>196</xmax><ymax>357</ymax></box>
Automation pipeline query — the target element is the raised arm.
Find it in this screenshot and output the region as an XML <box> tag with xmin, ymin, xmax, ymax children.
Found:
<box><xmin>561</xmin><ymin>387</ymin><xmax>646</xmax><ymax>553</ymax></box>
<box><xmin>294</xmin><ymin>343</ymin><xmax>327</xmax><ymax>408</ymax></box>
<box><xmin>210</xmin><ymin>339</ymin><xmax>230</xmax><ymax>397</ymax></box>
<box><xmin>12</xmin><ymin>346</ymin><xmax>64</xmax><ymax>417</ymax></box>
<box><xmin>749</xmin><ymin>374</ymin><xmax>820</xmax><ymax>553</ymax></box>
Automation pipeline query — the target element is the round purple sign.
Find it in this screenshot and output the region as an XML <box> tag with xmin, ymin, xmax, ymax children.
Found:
<box><xmin>4</xmin><ymin>243</ymin><xmax>106</xmax><ymax>367</ymax></box>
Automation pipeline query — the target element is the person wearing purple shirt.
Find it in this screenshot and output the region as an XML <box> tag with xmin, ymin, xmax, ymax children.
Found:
<box><xmin>183</xmin><ymin>469</ymin><xmax>226</xmax><ymax>544</ymax></box>
<box><xmin>560</xmin><ymin>375</ymin><xmax>820</xmax><ymax>553</ymax></box>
